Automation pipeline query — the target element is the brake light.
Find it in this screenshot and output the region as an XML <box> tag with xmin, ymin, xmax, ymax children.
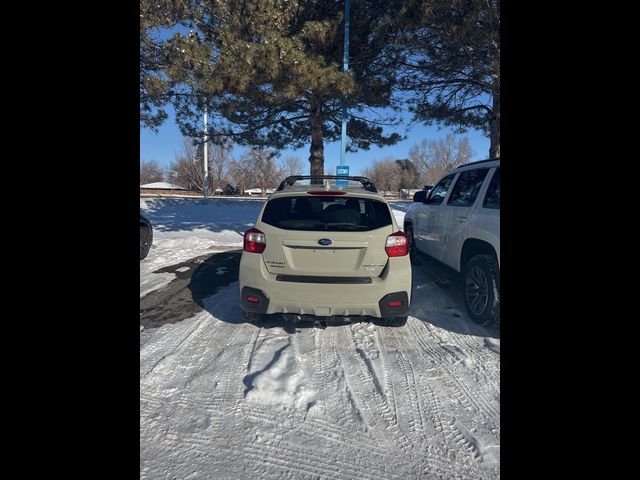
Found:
<box><xmin>385</xmin><ymin>231</ymin><xmax>408</xmax><ymax>257</ymax></box>
<box><xmin>243</xmin><ymin>228</ymin><xmax>266</xmax><ymax>253</ymax></box>
<box><xmin>306</xmin><ymin>191</ymin><xmax>347</xmax><ymax>196</ymax></box>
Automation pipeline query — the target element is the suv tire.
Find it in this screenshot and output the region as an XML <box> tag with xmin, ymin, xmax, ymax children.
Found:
<box><xmin>243</xmin><ymin>311</ymin><xmax>264</xmax><ymax>324</ymax></box>
<box><xmin>140</xmin><ymin>226</ymin><xmax>151</xmax><ymax>260</ymax></box>
<box><xmin>406</xmin><ymin>225</ymin><xmax>420</xmax><ymax>265</ymax></box>
<box><xmin>377</xmin><ymin>315</ymin><xmax>408</xmax><ymax>327</ymax></box>
<box><xmin>463</xmin><ymin>254</ymin><xmax>499</xmax><ymax>326</ymax></box>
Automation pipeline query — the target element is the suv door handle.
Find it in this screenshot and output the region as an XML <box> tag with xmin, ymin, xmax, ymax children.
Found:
<box><xmin>457</xmin><ymin>216</ymin><xmax>468</xmax><ymax>223</ymax></box>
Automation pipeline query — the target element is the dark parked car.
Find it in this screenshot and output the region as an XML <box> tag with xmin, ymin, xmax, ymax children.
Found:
<box><xmin>140</xmin><ymin>213</ymin><xmax>153</xmax><ymax>260</ymax></box>
<box><xmin>223</xmin><ymin>184</ymin><xmax>240</xmax><ymax>196</ymax></box>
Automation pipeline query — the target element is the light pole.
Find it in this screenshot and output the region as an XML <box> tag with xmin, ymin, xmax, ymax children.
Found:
<box><xmin>340</xmin><ymin>0</ymin><xmax>350</xmax><ymax>167</ymax></box>
<box><xmin>203</xmin><ymin>109</ymin><xmax>209</xmax><ymax>201</ymax></box>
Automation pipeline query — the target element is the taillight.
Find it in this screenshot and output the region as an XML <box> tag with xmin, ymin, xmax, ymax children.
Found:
<box><xmin>243</xmin><ymin>228</ymin><xmax>266</xmax><ymax>253</ymax></box>
<box><xmin>385</xmin><ymin>231</ymin><xmax>408</xmax><ymax>257</ymax></box>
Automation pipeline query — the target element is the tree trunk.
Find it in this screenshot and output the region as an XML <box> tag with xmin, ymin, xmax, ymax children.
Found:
<box><xmin>308</xmin><ymin>95</ymin><xmax>324</xmax><ymax>184</ymax></box>
<box><xmin>489</xmin><ymin>87</ymin><xmax>500</xmax><ymax>158</ymax></box>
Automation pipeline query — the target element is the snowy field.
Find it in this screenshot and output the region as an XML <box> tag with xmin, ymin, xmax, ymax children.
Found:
<box><xmin>140</xmin><ymin>197</ymin><xmax>500</xmax><ymax>479</ymax></box>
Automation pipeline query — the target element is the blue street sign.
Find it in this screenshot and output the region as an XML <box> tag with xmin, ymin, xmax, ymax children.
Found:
<box><xmin>336</xmin><ymin>165</ymin><xmax>349</xmax><ymax>185</ymax></box>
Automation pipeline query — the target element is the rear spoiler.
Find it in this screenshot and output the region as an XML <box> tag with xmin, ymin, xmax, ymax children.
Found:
<box><xmin>276</xmin><ymin>175</ymin><xmax>378</xmax><ymax>193</ymax></box>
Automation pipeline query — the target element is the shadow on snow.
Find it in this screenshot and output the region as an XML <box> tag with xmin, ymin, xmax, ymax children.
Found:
<box><xmin>185</xmin><ymin>250</ymin><xmax>500</xmax><ymax>339</ymax></box>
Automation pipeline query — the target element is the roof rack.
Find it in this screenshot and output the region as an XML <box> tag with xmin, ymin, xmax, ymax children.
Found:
<box><xmin>455</xmin><ymin>157</ymin><xmax>500</xmax><ymax>169</ymax></box>
<box><xmin>276</xmin><ymin>175</ymin><xmax>378</xmax><ymax>193</ymax></box>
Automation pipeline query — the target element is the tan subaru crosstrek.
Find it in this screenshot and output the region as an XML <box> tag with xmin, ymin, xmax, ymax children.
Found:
<box><xmin>239</xmin><ymin>175</ymin><xmax>412</xmax><ymax>327</ymax></box>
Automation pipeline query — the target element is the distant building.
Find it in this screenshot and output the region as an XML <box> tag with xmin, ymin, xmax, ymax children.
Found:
<box><xmin>140</xmin><ymin>182</ymin><xmax>199</xmax><ymax>196</ymax></box>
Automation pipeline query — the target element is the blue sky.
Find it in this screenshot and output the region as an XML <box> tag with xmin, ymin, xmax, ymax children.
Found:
<box><xmin>140</xmin><ymin>104</ymin><xmax>490</xmax><ymax>177</ymax></box>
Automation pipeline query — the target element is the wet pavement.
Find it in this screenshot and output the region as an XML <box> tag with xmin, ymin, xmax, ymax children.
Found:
<box><xmin>140</xmin><ymin>249</ymin><xmax>242</xmax><ymax>329</ymax></box>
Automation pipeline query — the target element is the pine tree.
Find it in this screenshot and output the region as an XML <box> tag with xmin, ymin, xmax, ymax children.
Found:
<box><xmin>395</xmin><ymin>0</ymin><xmax>500</xmax><ymax>158</ymax></box>
<box><xmin>168</xmin><ymin>0</ymin><xmax>403</xmax><ymax>178</ymax></box>
<box><xmin>140</xmin><ymin>0</ymin><xmax>194</xmax><ymax>130</ymax></box>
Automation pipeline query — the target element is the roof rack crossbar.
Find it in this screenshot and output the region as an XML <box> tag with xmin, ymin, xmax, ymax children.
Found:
<box><xmin>276</xmin><ymin>175</ymin><xmax>378</xmax><ymax>193</ymax></box>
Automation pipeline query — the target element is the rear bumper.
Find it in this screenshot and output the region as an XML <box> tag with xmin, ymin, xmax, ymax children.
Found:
<box><xmin>239</xmin><ymin>252</ymin><xmax>412</xmax><ymax>318</ymax></box>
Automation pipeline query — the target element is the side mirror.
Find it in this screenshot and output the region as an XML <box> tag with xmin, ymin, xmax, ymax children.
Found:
<box><xmin>413</xmin><ymin>190</ymin><xmax>428</xmax><ymax>203</ymax></box>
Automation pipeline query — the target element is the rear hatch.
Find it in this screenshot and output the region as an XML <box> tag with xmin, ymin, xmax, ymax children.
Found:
<box><xmin>258</xmin><ymin>194</ymin><xmax>395</xmax><ymax>279</ymax></box>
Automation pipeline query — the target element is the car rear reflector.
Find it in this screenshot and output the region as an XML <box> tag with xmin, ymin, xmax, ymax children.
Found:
<box><xmin>385</xmin><ymin>231</ymin><xmax>409</xmax><ymax>257</ymax></box>
<box><xmin>387</xmin><ymin>300</ymin><xmax>403</xmax><ymax>307</ymax></box>
<box><xmin>306</xmin><ymin>191</ymin><xmax>347</xmax><ymax>196</ymax></box>
<box><xmin>243</xmin><ymin>228</ymin><xmax>266</xmax><ymax>253</ymax></box>
<box><xmin>246</xmin><ymin>296</ymin><xmax>260</xmax><ymax>303</ymax></box>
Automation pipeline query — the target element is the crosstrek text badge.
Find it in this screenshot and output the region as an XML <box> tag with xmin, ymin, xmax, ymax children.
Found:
<box><xmin>318</xmin><ymin>238</ymin><xmax>332</xmax><ymax>246</ymax></box>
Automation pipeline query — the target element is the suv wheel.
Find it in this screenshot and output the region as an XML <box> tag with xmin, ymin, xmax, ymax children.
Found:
<box><xmin>463</xmin><ymin>255</ymin><xmax>500</xmax><ymax>326</ymax></box>
<box><xmin>140</xmin><ymin>226</ymin><xmax>151</xmax><ymax>260</ymax></box>
<box><xmin>377</xmin><ymin>316</ymin><xmax>408</xmax><ymax>327</ymax></box>
<box><xmin>243</xmin><ymin>311</ymin><xmax>264</xmax><ymax>324</ymax></box>
<box><xmin>406</xmin><ymin>225</ymin><xmax>419</xmax><ymax>264</ymax></box>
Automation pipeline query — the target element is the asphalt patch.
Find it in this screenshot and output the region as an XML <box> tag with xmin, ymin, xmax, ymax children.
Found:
<box><xmin>140</xmin><ymin>249</ymin><xmax>242</xmax><ymax>329</ymax></box>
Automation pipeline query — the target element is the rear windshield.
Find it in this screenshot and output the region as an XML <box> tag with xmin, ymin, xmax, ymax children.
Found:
<box><xmin>261</xmin><ymin>195</ymin><xmax>393</xmax><ymax>231</ymax></box>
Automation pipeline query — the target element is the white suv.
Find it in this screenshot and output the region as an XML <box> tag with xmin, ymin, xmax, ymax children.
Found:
<box><xmin>239</xmin><ymin>175</ymin><xmax>412</xmax><ymax>327</ymax></box>
<box><xmin>404</xmin><ymin>159</ymin><xmax>500</xmax><ymax>325</ymax></box>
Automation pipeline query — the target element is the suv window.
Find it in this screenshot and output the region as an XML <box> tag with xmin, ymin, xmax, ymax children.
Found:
<box><xmin>261</xmin><ymin>196</ymin><xmax>392</xmax><ymax>231</ymax></box>
<box><xmin>447</xmin><ymin>168</ymin><xmax>489</xmax><ymax>207</ymax></box>
<box><xmin>427</xmin><ymin>174</ymin><xmax>456</xmax><ymax>205</ymax></box>
<box><xmin>482</xmin><ymin>167</ymin><xmax>500</xmax><ymax>209</ymax></box>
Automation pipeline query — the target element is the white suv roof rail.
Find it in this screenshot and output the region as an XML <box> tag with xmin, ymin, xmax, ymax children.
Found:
<box><xmin>455</xmin><ymin>157</ymin><xmax>500</xmax><ymax>169</ymax></box>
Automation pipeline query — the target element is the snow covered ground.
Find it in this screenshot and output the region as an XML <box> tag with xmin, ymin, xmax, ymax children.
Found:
<box><xmin>140</xmin><ymin>198</ymin><xmax>263</xmax><ymax>298</ymax></box>
<box><xmin>140</xmin><ymin>197</ymin><xmax>500</xmax><ymax>479</ymax></box>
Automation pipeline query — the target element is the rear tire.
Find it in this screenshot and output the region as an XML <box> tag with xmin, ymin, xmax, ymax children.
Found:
<box><xmin>377</xmin><ymin>316</ymin><xmax>408</xmax><ymax>327</ymax></box>
<box><xmin>463</xmin><ymin>254</ymin><xmax>500</xmax><ymax>326</ymax></box>
<box><xmin>140</xmin><ymin>226</ymin><xmax>151</xmax><ymax>260</ymax></box>
<box><xmin>406</xmin><ymin>225</ymin><xmax>419</xmax><ymax>264</ymax></box>
<box><xmin>243</xmin><ymin>311</ymin><xmax>264</xmax><ymax>324</ymax></box>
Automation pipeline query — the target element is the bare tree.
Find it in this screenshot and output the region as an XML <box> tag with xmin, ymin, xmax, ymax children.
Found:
<box><xmin>228</xmin><ymin>147</ymin><xmax>283</xmax><ymax>195</ymax></box>
<box><xmin>280</xmin><ymin>155</ymin><xmax>304</xmax><ymax>177</ymax></box>
<box><xmin>395</xmin><ymin>159</ymin><xmax>421</xmax><ymax>189</ymax></box>
<box><xmin>244</xmin><ymin>148</ymin><xmax>284</xmax><ymax>193</ymax></box>
<box><xmin>408</xmin><ymin>135</ymin><xmax>473</xmax><ymax>186</ymax></box>
<box><xmin>362</xmin><ymin>158</ymin><xmax>402</xmax><ymax>194</ymax></box>
<box><xmin>168</xmin><ymin>137</ymin><xmax>235</xmax><ymax>193</ymax></box>
<box><xmin>228</xmin><ymin>158</ymin><xmax>252</xmax><ymax>195</ymax></box>
<box><xmin>209</xmin><ymin>137</ymin><xmax>233</xmax><ymax>192</ymax></box>
<box><xmin>140</xmin><ymin>159</ymin><xmax>165</xmax><ymax>184</ymax></box>
<box><xmin>168</xmin><ymin>138</ymin><xmax>206</xmax><ymax>192</ymax></box>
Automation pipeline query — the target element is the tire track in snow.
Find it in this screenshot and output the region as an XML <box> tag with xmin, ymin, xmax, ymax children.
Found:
<box><xmin>227</xmin><ymin>330</ymin><xmax>407</xmax><ymax>480</ymax></box>
<box><xmin>310</xmin><ymin>327</ymin><xmax>362</xmax><ymax>429</ymax></box>
<box><xmin>235</xmin><ymin>324</ymin><xmax>393</xmax><ymax>476</ymax></box>
<box><xmin>141</xmin><ymin>284</ymin><xmax>499</xmax><ymax>479</ymax></box>
<box><xmin>236</xmin><ymin>433</ymin><xmax>401</xmax><ymax>480</ymax></box>
<box><xmin>141</xmin><ymin>321</ymin><xmax>262</xmax><ymax>479</ymax></box>
<box><xmin>334</xmin><ymin>324</ymin><xmax>417</xmax><ymax>466</ymax></box>
<box><xmin>452</xmin><ymin>333</ymin><xmax>501</xmax><ymax>396</ymax></box>
<box><xmin>403</xmin><ymin>317</ymin><xmax>501</xmax><ymax>468</ymax></box>
<box><xmin>434</xmin><ymin>346</ymin><xmax>500</xmax><ymax>426</ymax></box>
<box><xmin>380</xmin><ymin>325</ymin><xmax>477</xmax><ymax>478</ymax></box>
<box><xmin>382</xmin><ymin>327</ymin><xmax>427</xmax><ymax>440</ymax></box>
<box><xmin>282</xmin><ymin>327</ymin><xmax>394</xmax><ymax>461</ymax></box>
<box><xmin>301</xmin><ymin>417</ymin><xmax>390</xmax><ymax>458</ymax></box>
<box><xmin>140</xmin><ymin>312</ymin><xmax>210</xmax><ymax>379</ymax></box>
<box><xmin>409</xmin><ymin>319</ymin><xmax>500</xmax><ymax>426</ymax></box>
<box><xmin>384</xmin><ymin>322</ymin><xmax>496</xmax><ymax>478</ymax></box>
